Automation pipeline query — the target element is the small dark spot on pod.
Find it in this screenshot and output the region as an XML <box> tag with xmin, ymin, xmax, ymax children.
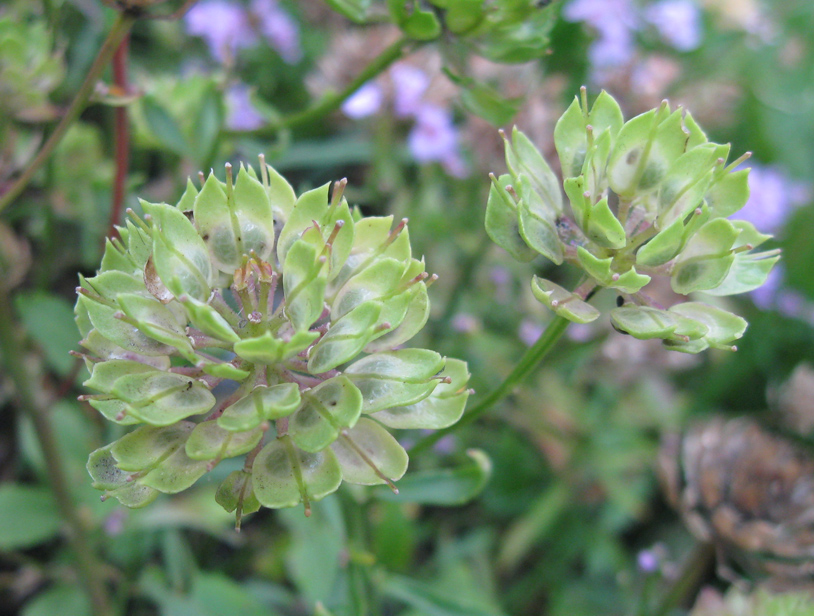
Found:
<box><xmin>616</xmin><ymin>295</ymin><xmax>625</xmax><ymax>307</ymax></box>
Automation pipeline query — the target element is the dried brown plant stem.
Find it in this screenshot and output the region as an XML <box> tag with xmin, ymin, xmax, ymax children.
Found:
<box><xmin>108</xmin><ymin>33</ymin><xmax>131</xmax><ymax>240</ymax></box>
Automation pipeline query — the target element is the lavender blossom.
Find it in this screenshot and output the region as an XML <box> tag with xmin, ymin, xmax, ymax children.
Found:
<box><xmin>644</xmin><ymin>0</ymin><xmax>703</xmax><ymax>51</ymax></box>
<box><xmin>736</xmin><ymin>164</ymin><xmax>810</xmax><ymax>234</ymax></box>
<box><xmin>342</xmin><ymin>82</ymin><xmax>384</xmax><ymax>119</ymax></box>
<box><xmin>390</xmin><ymin>64</ymin><xmax>430</xmax><ymax>118</ymax></box>
<box><xmin>225</xmin><ymin>85</ymin><xmax>265</xmax><ymax>131</ymax></box>
<box><xmin>184</xmin><ymin>0</ymin><xmax>253</xmax><ymax>63</ymax></box>
<box><xmin>408</xmin><ymin>104</ymin><xmax>468</xmax><ymax>177</ymax></box>
<box><xmin>564</xmin><ymin>0</ymin><xmax>639</xmax><ymax>68</ymax></box>
<box><xmin>251</xmin><ymin>0</ymin><xmax>302</xmax><ymax>64</ymax></box>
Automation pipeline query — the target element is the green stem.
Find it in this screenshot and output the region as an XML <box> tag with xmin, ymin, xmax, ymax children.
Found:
<box><xmin>228</xmin><ymin>36</ymin><xmax>414</xmax><ymax>138</ymax></box>
<box><xmin>0</xmin><ymin>295</ymin><xmax>114</xmax><ymax>616</ymax></box>
<box><xmin>0</xmin><ymin>12</ymin><xmax>135</xmax><ymax>215</ymax></box>
<box><xmin>652</xmin><ymin>542</ymin><xmax>714</xmax><ymax>616</ymax></box>
<box><xmin>410</xmin><ymin>315</ymin><xmax>571</xmax><ymax>456</ymax></box>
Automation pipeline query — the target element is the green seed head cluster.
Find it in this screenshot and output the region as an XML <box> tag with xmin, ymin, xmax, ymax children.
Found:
<box><xmin>487</xmin><ymin>88</ymin><xmax>779</xmax><ymax>353</ymax></box>
<box><xmin>77</xmin><ymin>158</ymin><xmax>470</xmax><ymax>522</ymax></box>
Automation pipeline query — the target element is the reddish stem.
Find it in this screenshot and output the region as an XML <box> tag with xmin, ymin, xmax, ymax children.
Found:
<box><xmin>108</xmin><ymin>33</ymin><xmax>130</xmax><ymax>241</ymax></box>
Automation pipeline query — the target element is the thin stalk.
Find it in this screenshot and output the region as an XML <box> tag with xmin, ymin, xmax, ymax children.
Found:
<box><xmin>652</xmin><ymin>542</ymin><xmax>714</xmax><ymax>616</ymax></box>
<box><xmin>0</xmin><ymin>13</ymin><xmax>135</xmax><ymax>215</ymax></box>
<box><xmin>0</xmin><ymin>295</ymin><xmax>114</xmax><ymax>616</ymax></box>
<box><xmin>410</xmin><ymin>315</ymin><xmax>570</xmax><ymax>456</ymax></box>
<box><xmin>108</xmin><ymin>33</ymin><xmax>131</xmax><ymax>241</ymax></box>
<box><xmin>228</xmin><ymin>36</ymin><xmax>413</xmax><ymax>138</ymax></box>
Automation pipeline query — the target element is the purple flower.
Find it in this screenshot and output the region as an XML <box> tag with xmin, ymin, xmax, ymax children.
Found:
<box><xmin>408</xmin><ymin>104</ymin><xmax>468</xmax><ymax>177</ymax></box>
<box><xmin>250</xmin><ymin>0</ymin><xmax>302</xmax><ymax>64</ymax></box>
<box><xmin>390</xmin><ymin>64</ymin><xmax>430</xmax><ymax>118</ymax></box>
<box><xmin>637</xmin><ymin>549</ymin><xmax>660</xmax><ymax>573</ymax></box>
<box><xmin>226</xmin><ymin>85</ymin><xmax>265</xmax><ymax>131</ymax></box>
<box><xmin>644</xmin><ymin>0</ymin><xmax>703</xmax><ymax>52</ymax></box>
<box><xmin>735</xmin><ymin>164</ymin><xmax>810</xmax><ymax>234</ymax></box>
<box><xmin>185</xmin><ymin>0</ymin><xmax>254</xmax><ymax>63</ymax></box>
<box><xmin>451</xmin><ymin>312</ymin><xmax>479</xmax><ymax>334</ymax></box>
<box><xmin>519</xmin><ymin>319</ymin><xmax>544</xmax><ymax>346</ymax></box>
<box><xmin>749</xmin><ymin>265</ymin><xmax>814</xmax><ymax>323</ymax></box>
<box><xmin>342</xmin><ymin>82</ymin><xmax>384</xmax><ymax>119</ymax></box>
<box><xmin>564</xmin><ymin>0</ymin><xmax>639</xmax><ymax>68</ymax></box>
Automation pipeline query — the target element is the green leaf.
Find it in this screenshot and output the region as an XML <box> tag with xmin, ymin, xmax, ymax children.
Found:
<box><xmin>180</xmin><ymin>296</ymin><xmax>240</xmax><ymax>343</ymax></box>
<box><xmin>22</xmin><ymin>584</ymin><xmax>91</xmax><ymax>616</ymax></box>
<box><xmin>401</xmin><ymin>3</ymin><xmax>442</xmax><ymax>40</ymax></box>
<box><xmin>671</xmin><ymin>218</ymin><xmax>740</xmax><ymax>294</ymax></box>
<box><xmin>111</xmin><ymin>372</ymin><xmax>215</xmax><ymax>425</ymax></box>
<box><xmin>365</xmin><ymin>281</ymin><xmax>430</xmax><ymax>352</ymax></box>
<box><xmin>218</xmin><ymin>383</ymin><xmax>302</xmax><ymax>431</ymax></box>
<box><xmin>308</xmin><ymin>301</ymin><xmax>382</xmax><ymax>373</ymax></box>
<box><xmin>142</xmin><ymin>96</ymin><xmax>189</xmax><ymax>156</ymax></box>
<box><xmin>382</xmin><ymin>573</ymin><xmax>508</xmax><ymax>616</ymax></box>
<box><xmin>117</xmin><ymin>293</ymin><xmax>195</xmax><ymax>360</ymax></box>
<box><xmin>265</xmin><ymin>162</ymin><xmax>297</xmax><ymax>223</ymax></box>
<box><xmin>323</xmin><ymin>0</ymin><xmax>371</xmax><ymax>22</ymax></box>
<box><xmin>331</xmin><ymin>257</ymin><xmax>406</xmax><ymax>321</ymax></box>
<box><xmin>0</xmin><ymin>485</ymin><xmax>61</xmax><ymax>550</ymax></box>
<box><xmin>610</xmin><ymin>306</ymin><xmax>679</xmax><ymax>340</ymax></box>
<box><xmin>636</xmin><ymin>216</ymin><xmax>685</xmax><ymax>267</ymax></box>
<box><xmin>142</xmin><ymin>201</ymin><xmax>212</xmax><ymax>302</ymax></box>
<box><xmin>458</xmin><ymin>79</ymin><xmax>520</xmax><ymax>126</ymax></box>
<box><xmin>517</xmin><ymin>178</ymin><xmax>564</xmax><ymax>265</ymax></box>
<box><xmin>190</xmin><ymin>85</ymin><xmax>223</xmax><ymax>166</ymax></box>
<box><xmin>15</xmin><ymin>292</ymin><xmax>78</xmax><ymax>377</ymax></box>
<box><xmin>445</xmin><ymin>0</ymin><xmax>484</xmax><ymax>33</ymax></box>
<box><xmin>707</xmin><ymin>168</ymin><xmax>750</xmax><ymax>218</ymax></box>
<box><xmin>283</xmin><ymin>232</ymin><xmax>329</xmax><ymax>331</ymax></box>
<box><xmin>372</xmin><ymin>358</ymin><xmax>470</xmax><ymax>429</ymax></box>
<box><xmin>140</xmin><ymin>447</ymin><xmax>209</xmax><ymax>494</ymax></box>
<box><xmin>185</xmin><ymin>421</ymin><xmax>263</xmax><ymax>461</ymax></box>
<box><xmin>289</xmin><ymin>376</ymin><xmax>363</xmax><ymax>452</ymax></box>
<box><xmin>657</xmin><ymin>144</ymin><xmax>717</xmax><ymax>226</ymax></box>
<box><xmin>252</xmin><ymin>436</ymin><xmax>342</xmax><ymax>510</ymax></box>
<box><xmin>530</xmin><ymin>277</ymin><xmax>600</xmax><ymax>324</ymax></box>
<box><xmin>86</xmin><ymin>445</ymin><xmax>159</xmax><ymax>507</ymax></box>
<box><xmin>554</xmin><ymin>90</ymin><xmax>623</xmax><ymax>180</ymax></box>
<box><xmin>668</xmin><ymin>302</ymin><xmax>747</xmax><ymax>351</ymax></box>
<box><xmin>372</xmin><ymin>449</ymin><xmax>491</xmax><ymax>505</ymax></box>
<box><xmin>215</xmin><ymin>470</ymin><xmax>260</xmax><ymax>516</ymax></box>
<box><xmin>504</xmin><ymin>126</ymin><xmax>562</xmax><ymax>218</ymax></box>
<box><xmin>332</xmin><ymin>418</ymin><xmax>408</xmax><ymax>485</ymax></box>
<box><xmin>485</xmin><ymin>173</ymin><xmax>536</xmax><ymax>262</ymax></box>
<box><xmin>277</xmin><ymin>183</ymin><xmax>331</xmax><ymax>266</ymax></box>
<box><xmin>345</xmin><ymin>349</ymin><xmax>444</xmax><ymax>413</ymax></box>
<box><xmin>576</xmin><ymin>247</ymin><xmax>651</xmax><ymax>293</ymax></box>
<box><xmin>110</xmin><ymin>422</ymin><xmax>195</xmax><ymax>471</ymax></box>
<box><xmin>585</xmin><ymin>196</ymin><xmax>626</xmax><ymax>250</ymax></box>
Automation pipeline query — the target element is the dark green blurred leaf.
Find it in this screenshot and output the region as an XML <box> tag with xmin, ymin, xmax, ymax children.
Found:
<box><xmin>15</xmin><ymin>292</ymin><xmax>79</xmax><ymax>377</ymax></box>
<box><xmin>373</xmin><ymin>449</ymin><xmax>491</xmax><ymax>505</ymax></box>
<box><xmin>142</xmin><ymin>96</ymin><xmax>189</xmax><ymax>157</ymax></box>
<box><xmin>324</xmin><ymin>0</ymin><xmax>371</xmax><ymax>22</ymax></box>
<box><xmin>190</xmin><ymin>86</ymin><xmax>224</xmax><ymax>167</ymax></box>
<box><xmin>22</xmin><ymin>584</ymin><xmax>91</xmax><ymax>616</ymax></box>
<box><xmin>382</xmin><ymin>574</ymin><xmax>508</xmax><ymax>616</ymax></box>
<box><xmin>0</xmin><ymin>484</ymin><xmax>61</xmax><ymax>549</ymax></box>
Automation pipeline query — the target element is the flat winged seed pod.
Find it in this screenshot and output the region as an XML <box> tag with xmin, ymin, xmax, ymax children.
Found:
<box><xmin>660</xmin><ymin>418</ymin><xmax>814</xmax><ymax>588</ymax></box>
<box><xmin>77</xmin><ymin>158</ymin><xmax>470</xmax><ymax>524</ymax></box>
<box><xmin>485</xmin><ymin>88</ymin><xmax>780</xmax><ymax>353</ymax></box>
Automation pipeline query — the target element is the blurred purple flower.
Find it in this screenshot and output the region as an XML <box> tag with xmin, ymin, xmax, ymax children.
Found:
<box><xmin>390</xmin><ymin>64</ymin><xmax>430</xmax><ymax>118</ymax></box>
<box><xmin>186</xmin><ymin>0</ymin><xmax>301</xmax><ymax>64</ymax></box>
<box><xmin>342</xmin><ymin>82</ymin><xmax>384</xmax><ymax>119</ymax></box>
<box><xmin>644</xmin><ymin>0</ymin><xmax>702</xmax><ymax>51</ymax></box>
<box><xmin>519</xmin><ymin>319</ymin><xmax>544</xmax><ymax>346</ymax></box>
<box><xmin>564</xmin><ymin>0</ymin><xmax>639</xmax><ymax>68</ymax></box>
<box><xmin>637</xmin><ymin>549</ymin><xmax>660</xmax><ymax>573</ymax></box>
<box><xmin>408</xmin><ymin>104</ymin><xmax>468</xmax><ymax>177</ymax></box>
<box><xmin>735</xmin><ymin>164</ymin><xmax>810</xmax><ymax>234</ymax></box>
<box><xmin>749</xmin><ymin>265</ymin><xmax>814</xmax><ymax>324</ymax></box>
<box><xmin>451</xmin><ymin>312</ymin><xmax>480</xmax><ymax>334</ymax></box>
<box><xmin>250</xmin><ymin>0</ymin><xmax>302</xmax><ymax>64</ymax></box>
<box><xmin>226</xmin><ymin>85</ymin><xmax>265</xmax><ymax>131</ymax></box>
<box><xmin>185</xmin><ymin>0</ymin><xmax>253</xmax><ymax>62</ymax></box>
